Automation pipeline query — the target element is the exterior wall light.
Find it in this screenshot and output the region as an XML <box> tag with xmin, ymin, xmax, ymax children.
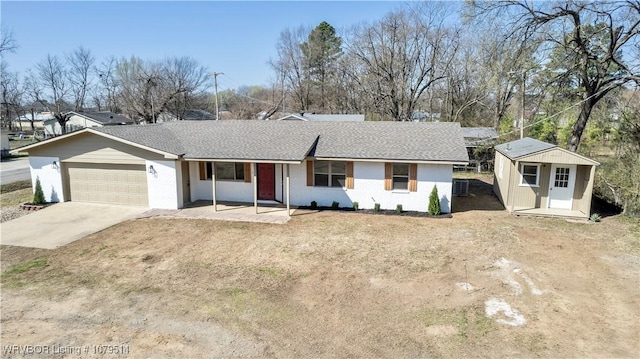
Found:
<box><xmin>148</xmin><ymin>165</ymin><xmax>157</xmax><ymax>175</ymax></box>
<box><xmin>52</xmin><ymin>161</ymin><xmax>59</xmax><ymax>170</ymax></box>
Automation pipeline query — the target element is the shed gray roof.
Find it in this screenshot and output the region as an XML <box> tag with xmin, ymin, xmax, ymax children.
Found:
<box><xmin>494</xmin><ymin>137</ymin><xmax>556</xmax><ymax>160</ymax></box>
<box><xmin>86</xmin><ymin>120</ymin><xmax>469</xmax><ymax>163</ymax></box>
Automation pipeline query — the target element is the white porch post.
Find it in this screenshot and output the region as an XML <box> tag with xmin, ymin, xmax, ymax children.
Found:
<box><xmin>211</xmin><ymin>161</ymin><xmax>217</xmax><ymax>212</ymax></box>
<box><xmin>253</xmin><ymin>162</ymin><xmax>258</xmax><ymax>214</ymax></box>
<box><xmin>286</xmin><ymin>163</ymin><xmax>291</xmax><ymax>217</ymax></box>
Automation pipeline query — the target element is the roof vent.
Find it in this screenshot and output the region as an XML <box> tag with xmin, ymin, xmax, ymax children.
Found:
<box><xmin>110</xmin><ymin>115</ymin><xmax>113</xmax><ymax>119</ymax></box>
<box><xmin>506</xmin><ymin>144</ymin><xmax>511</xmax><ymax>151</ymax></box>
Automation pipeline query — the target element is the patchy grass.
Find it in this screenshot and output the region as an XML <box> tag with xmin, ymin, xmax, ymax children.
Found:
<box><xmin>1</xmin><ymin>179</ymin><xmax>638</xmax><ymax>358</ymax></box>
<box><xmin>0</xmin><ymin>188</ymin><xmax>32</xmax><ymax>207</ymax></box>
<box><xmin>1</xmin><ymin>258</ymin><xmax>49</xmax><ymax>288</ymax></box>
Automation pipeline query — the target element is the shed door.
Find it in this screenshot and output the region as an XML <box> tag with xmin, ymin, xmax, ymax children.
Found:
<box><xmin>548</xmin><ymin>164</ymin><xmax>576</xmax><ymax>210</ymax></box>
<box><xmin>67</xmin><ymin>163</ymin><xmax>149</xmax><ymax>206</ymax></box>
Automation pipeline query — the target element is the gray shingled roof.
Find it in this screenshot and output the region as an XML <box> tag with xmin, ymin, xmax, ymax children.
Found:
<box><xmin>93</xmin><ymin>121</ymin><xmax>468</xmax><ymax>163</ymax></box>
<box><xmin>494</xmin><ymin>137</ymin><xmax>556</xmax><ymax>159</ymax></box>
<box><xmin>309</xmin><ymin>122</ymin><xmax>468</xmax><ymax>162</ymax></box>
<box><xmin>72</xmin><ymin>111</ymin><xmax>134</xmax><ymax>125</ymax></box>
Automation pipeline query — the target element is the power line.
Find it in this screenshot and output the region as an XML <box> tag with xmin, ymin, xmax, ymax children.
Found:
<box><xmin>472</xmin><ymin>86</ymin><xmax>615</xmax><ymax>145</ymax></box>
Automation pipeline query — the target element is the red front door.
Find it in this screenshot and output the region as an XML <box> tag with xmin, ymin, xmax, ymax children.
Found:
<box><xmin>257</xmin><ymin>163</ymin><xmax>275</xmax><ymax>200</ymax></box>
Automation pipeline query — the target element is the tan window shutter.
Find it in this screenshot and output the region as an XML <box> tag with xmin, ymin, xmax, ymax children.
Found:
<box><xmin>346</xmin><ymin>161</ymin><xmax>354</xmax><ymax>189</ymax></box>
<box><xmin>244</xmin><ymin>163</ymin><xmax>251</xmax><ymax>183</ymax></box>
<box><xmin>409</xmin><ymin>164</ymin><xmax>417</xmax><ymax>192</ymax></box>
<box><xmin>199</xmin><ymin>161</ymin><xmax>206</xmax><ymax>180</ymax></box>
<box><xmin>306</xmin><ymin>160</ymin><xmax>314</xmax><ymax>186</ymax></box>
<box><xmin>384</xmin><ymin>163</ymin><xmax>393</xmax><ymax>190</ymax></box>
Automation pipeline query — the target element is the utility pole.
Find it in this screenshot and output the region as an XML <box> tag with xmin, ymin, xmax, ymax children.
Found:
<box><xmin>520</xmin><ymin>71</ymin><xmax>526</xmax><ymax>139</ymax></box>
<box><xmin>211</xmin><ymin>72</ymin><xmax>224</xmax><ymax>120</ymax></box>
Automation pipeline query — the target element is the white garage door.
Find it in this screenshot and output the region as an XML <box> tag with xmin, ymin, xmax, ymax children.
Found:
<box><xmin>67</xmin><ymin>163</ymin><xmax>148</xmax><ymax>206</ymax></box>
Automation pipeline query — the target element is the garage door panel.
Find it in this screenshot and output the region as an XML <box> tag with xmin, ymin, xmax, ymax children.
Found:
<box><xmin>67</xmin><ymin>163</ymin><xmax>148</xmax><ymax>206</ymax></box>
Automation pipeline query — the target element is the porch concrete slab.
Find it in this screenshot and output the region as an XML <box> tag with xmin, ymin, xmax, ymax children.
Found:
<box><xmin>1</xmin><ymin>202</ymin><xmax>148</xmax><ymax>249</ymax></box>
<box><xmin>140</xmin><ymin>201</ymin><xmax>294</xmax><ymax>224</ymax></box>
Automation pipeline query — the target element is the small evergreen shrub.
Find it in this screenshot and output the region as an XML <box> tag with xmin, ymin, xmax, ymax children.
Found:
<box><xmin>353</xmin><ymin>201</ymin><xmax>359</xmax><ymax>211</ymax></box>
<box><xmin>33</xmin><ymin>177</ymin><xmax>46</xmax><ymax>205</ymax></box>
<box><xmin>396</xmin><ymin>204</ymin><xmax>403</xmax><ymax>214</ymax></box>
<box><xmin>589</xmin><ymin>213</ymin><xmax>601</xmax><ymax>222</ymax></box>
<box><xmin>310</xmin><ymin>201</ymin><xmax>318</xmax><ymax>209</ymax></box>
<box><xmin>428</xmin><ymin>185</ymin><xmax>441</xmax><ymax>216</ymax></box>
<box><xmin>331</xmin><ymin>201</ymin><xmax>339</xmax><ymax>209</ymax></box>
<box><xmin>374</xmin><ymin>203</ymin><xmax>381</xmax><ymax>212</ymax></box>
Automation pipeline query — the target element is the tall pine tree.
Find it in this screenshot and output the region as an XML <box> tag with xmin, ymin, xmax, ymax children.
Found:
<box><xmin>300</xmin><ymin>21</ymin><xmax>342</xmax><ymax>112</ymax></box>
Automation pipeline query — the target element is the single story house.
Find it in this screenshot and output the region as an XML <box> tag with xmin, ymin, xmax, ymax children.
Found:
<box><xmin>493</xmin><ymin>137</ymin><xmax>600</xmax><ymax>219</ymax></box>
<box><xmin>275</xmin><ymin>113</ymin><xmax>365</xmax><ymax>122</ymax></box>
<box><xmin>13</xmin><ymin>121</ymin><xmax>469</xmax><ymax>215</ymax></box>
<box><xmin>13</xmin><ymin>112</ymin><xmax>55</xmax><ymax>130</ymax></box>
<box><xmin>44</xmin><ymin>111</ymin><xmax>134</xmax><ymax>136</ymax></box>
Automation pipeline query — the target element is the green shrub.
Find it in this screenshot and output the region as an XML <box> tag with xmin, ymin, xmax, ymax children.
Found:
<box><xmin>374</xmin><ymin>203</ymin><xmax>381</xmax><ymax>212</ymax></box>
<box><xmin>331</xmin><ymin>201</ymin><xmax>339</xmax><ymax>209</ymax></box>
<box><xmin>428</xmin><ymin>185</ymin><xmax>441</xmax><ymax>216</ymax></box>
<box><xmin>310</xmin><ymin>201</ymin><xmax>318</xmax><ymax>209</ymax></box>
<box><xmin>33</xmin><ymin>177</ymin><xmax>45</xmax><ymax>205</ymax></box>
<box><xmin>396</xmin><ymin>204</ymin><xmax>403</xmax><ymax>213</ymax></box>
<box><xmin>353</xmin><ymin>201</ymin><xmax>359</xmax><ymax>211</ymax></box>
<box><xmin>589</xmin><ymin>213</ymin><xmax>602</xmax><ymax>223</ymax></box>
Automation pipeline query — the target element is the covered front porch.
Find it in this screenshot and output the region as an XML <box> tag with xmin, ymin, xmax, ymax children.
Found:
<box><xmin>183</xmin><ymin>160</ymin><xmax>297</xmax><ymax>217</ymax></box>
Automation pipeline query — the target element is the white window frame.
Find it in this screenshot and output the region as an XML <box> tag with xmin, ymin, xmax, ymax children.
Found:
<box><xmin>519</xmin><ymin>163</ymin><xmax>540</xmax><ymax>187</ymax></box>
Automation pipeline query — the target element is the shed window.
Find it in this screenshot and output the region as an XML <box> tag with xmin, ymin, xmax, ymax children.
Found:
<box><xmin>314</xmin><ymin>161</ymin><xmax>346</xmax><ymax>187</ymax></box>
<box><xmin>215</xmin><ymin>162</ymin><xmax>245</xmax><ymax>181</ymax></box>
<box><xmin>520</xmin><ymin>164</ymin><xmax>540</xmax><ymax>186</ymax></box>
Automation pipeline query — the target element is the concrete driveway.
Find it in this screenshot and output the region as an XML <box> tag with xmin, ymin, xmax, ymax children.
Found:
<box><xmin>0</xmin><ymin>202</ymin><xmax>148</xmax><ymax>249</ymax></box>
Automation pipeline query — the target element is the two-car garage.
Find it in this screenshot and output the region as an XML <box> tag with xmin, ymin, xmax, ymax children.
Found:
<box><xmin>23</xmin><ymin>130</ymin><xmax>178</xmax><ymax>208</ymax></box>
<box><xmin>66</xmin><ymin>163</ymin><xmax>149</xmax><ymax>206</ymax></box>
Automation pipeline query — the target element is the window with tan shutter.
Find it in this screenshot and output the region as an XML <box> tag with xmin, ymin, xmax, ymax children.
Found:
<box><xmin>409</xmin><ymin>164</ymin><xmax>417</xmax><ymax>192</ymax></box>
<box><xmin>346</xmin><ymin>161</ymin><xmax>354</xmax><ymax>189</ymax></box>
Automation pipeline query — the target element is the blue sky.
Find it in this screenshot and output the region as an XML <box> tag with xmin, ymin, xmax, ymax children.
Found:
<box><xmin>1</xmin><ymin>1</ymin><xmax>411</xmax><ymax>91</ymax></box>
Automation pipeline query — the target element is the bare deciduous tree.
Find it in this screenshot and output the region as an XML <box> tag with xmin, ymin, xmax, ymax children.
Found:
<box><xmin>36</xmin><ymin>54</ymin><xmax>71</xmax><ymax>133</ymax></box>
<box><xmin>67</xmin><ymin>46</ymin><xmax>95</xmax><ymax>112</ymax></box>
<box><xmin>0</xmin><ymin>27</ymin><xmax>18</xmax><ymax>55</ymax></box>
<box><xmin>472</xmin><ymin>0</ymin><xmax>640</xmax><ymax>151</ymax></box>
<box><xmin>346</xmin><ymin>3</ymin><xmax>460</xmax><ymax>121</ymax></box>
<box><xmin>269</xmin><ymin>26</ymin><xmax>312</xmax><ymax>112</ymax></box>
<box><xmin>116</xmin><ymin>56</ymin><xmax>209</xmax><ymax>123</ymax></box>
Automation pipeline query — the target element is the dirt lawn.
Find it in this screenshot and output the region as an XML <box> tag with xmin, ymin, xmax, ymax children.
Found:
<box><xmin>1</xmin><ymin>178</ymin><xmax>639</xmax><ymax>358</ymax></box>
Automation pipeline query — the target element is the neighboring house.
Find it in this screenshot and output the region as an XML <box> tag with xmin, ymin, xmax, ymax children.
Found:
<box><xmin>493</xmin><ymin>137</ymin><xmax>600</xmax><ymax>219</ymax></box>
<box><xmin>1</xmin><ymin>127</ymin><xmax>10</xmax><ymax>158</ymax></box>
<box><xmin>156</xmin><ymin>109</ymin><xmax>217</xmax><ymax>123</ymax></box>
<box><xmin>275</xmin><ymin>113</ymin><xmax>365</xmax><ymax>122</ymax></box>
<box><xmin>44</xmin><ymin>111</ymin><xmax>134</xmax><ymax>136</ymax></box>
<box><xmin>461</xmin><ymin>127</ymin><xmax>500</xmax><ymax>172</ymax></box>
<box><xmin>14</xmin><ymin>112</ymin><xmax>55</xmax><ymax>130</ymax></box>
<box><xmin>13</xmin><ymin>121</ymin><xmax>469</xmax><ymax>215</ymax></box>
